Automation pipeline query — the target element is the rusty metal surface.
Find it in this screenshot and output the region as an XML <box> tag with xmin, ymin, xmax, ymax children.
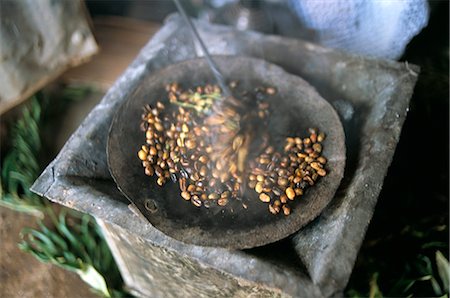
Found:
<box><xmin>107</xmin><ymin>56</ymin><xmax>346</xmax><ymax>249</ymax></box>
<box><xmin>31</xmin><ymin>14</ymin><xmax>419</xmax><ymax>297</ymax></box>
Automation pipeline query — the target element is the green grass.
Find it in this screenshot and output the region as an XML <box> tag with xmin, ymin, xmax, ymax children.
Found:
<box><xmin>0</xmin><ymin>97</ymin><xmax>47</xmax><ymax>217</ymax></box>
<box><xmin>1</xmin><ymin>88</ymin><xmax>131</xmax><ymax>297</ymax></box>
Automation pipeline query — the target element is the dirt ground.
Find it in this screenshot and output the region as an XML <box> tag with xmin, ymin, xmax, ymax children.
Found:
<box><xmin>0</xmin><ymin>207</ymin><xmax>94</xmax><ymax>298</ymax></box>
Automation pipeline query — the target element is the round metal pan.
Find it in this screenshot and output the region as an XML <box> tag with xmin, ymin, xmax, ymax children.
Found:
<box><xmin>107</xmin><ymin>56</ymin><xmax>346</xmax><ymax>249</ymax></box>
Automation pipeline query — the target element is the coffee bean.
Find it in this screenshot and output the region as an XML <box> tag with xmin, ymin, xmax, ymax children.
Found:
<box><xmin>191</xmin><ymin>195</ymin><xmax>202</xmax><ymax>207</ymax></box>
<box><xmin>255</xmin><ymin>182</ymin><xmax>263</xmax><ymax>193</ymax></box>
<box><xmin>259</xmin><ymin>193</ymin><xmax>271</xmax><ymax>202</ymax></box>
<box><xmin>145</xmin><ymin>166</ymin><xmax>154</xmax><ymax>176</ymax></box>
<box><xmin>208</xmin><ymin>193</ymin><xmax>219</xmax><ymax>200</ymax></box>
<box><xmin>278</xmin><ymin>177</ymin><xmax>288</xmax><ymax>187</ymax></box>
<box><xmin>286</xmin><ymin>187</ymin><xmax>295</xmax><ymax>200</ymax></box>
<box><xmin>138</xmin><ymin>150</ymin><xmax>147</xmax><ymax>161</ymax></box>
<box><xmin>266</xmin><ymin>87</ymin><xmax>276</xmax><ymax>95</ymax></box>
<box><xmin>217</xmin><ymin>197</ymin><xmax>228</xmax><ymax>206</ymax></box>
<box><xmin>181</xmin><ymin>191</ymin><xmax>190</xmax><ymax>200</ymax></box>
<box><xmin>317</xmin><ymin>132</ymin><xmax>326</xmax><ymax>142</ymax></box>
<box><xmin>317</xmin><ymin>168</ymin><xmax>327</xmax><ymax>176</ymax></box>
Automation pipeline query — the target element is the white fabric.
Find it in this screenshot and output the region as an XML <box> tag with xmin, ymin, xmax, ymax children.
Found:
<box><xmin>289</xmin><ymin>0</ymin><xmax>429</xmax><ymax>59</ymax></box>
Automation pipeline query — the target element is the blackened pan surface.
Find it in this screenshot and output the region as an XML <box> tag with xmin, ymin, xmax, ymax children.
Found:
<box><xmin>107</xmin><ymin>56</ymin><xmax>345</xmax><ymax>249</ymax></box>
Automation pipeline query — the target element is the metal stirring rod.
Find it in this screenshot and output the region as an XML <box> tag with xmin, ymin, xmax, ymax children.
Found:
<box><xmin>172</xmin><ymin>0</ymin><xmax>232</xmax><ymax>98</ymax></box>
<box><xmin>173</xmin><ymin>0</ymin><xmax>249</xmax><ymax>174</ymax></box>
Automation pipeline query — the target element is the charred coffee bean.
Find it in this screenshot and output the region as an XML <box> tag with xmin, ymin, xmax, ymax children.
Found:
<box><xmin>145</xmin><ymin>166</ymin><xmax>154</xmax><ymax>176</ymax></box>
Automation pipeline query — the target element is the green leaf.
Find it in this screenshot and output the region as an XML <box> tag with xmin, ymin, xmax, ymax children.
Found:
<box><xmin>417</xmin><ymin>255</ymin><xmax>434</xmax><ymax>276</ymax></box>
<box><xmin>100</xmin><ymin>242</ymin><xmax>113</xmax><ymax>272</ymax></box>
<box><xmin>369</xmin><ymin>273</ymin><xmax>383</xmax><ymax>298</ymax></box>
<box><xmin>2</xmin><ymin>154</ymin><xmax>19</xmax><ymax>191</ymax></box>
<box><xmin>76</xmin><ymin>264</ymin><xmax>111</xmax><ymax>297</ymax></box>
<box><xmin>431</xmin><ymin>277</ymin><xmax>444</xmax><ymax>296</ymax></box>
<box><xmin>418</xmin><ymin>275</ymin><xmax>432</xmax><ymax>281</ymax></box>
<box><xmin>19</xmin><ymin>234</ymin><xmax>54</xmax><ymax>262</ymax></box>
<box><xmin>22</xmin><ymin>108</ymin><xmax>31</xmax><ymax>123</ymax></box>
<box><xmin>38</xmin><ymin>222</ymin><xmax>69</xmax><ymax>251</ymax></box>
<box><xmin>56</xmin><ymin>213</ymin><xmax>79</xmax><ymax>246</ymax></box>
<box><xmin>25</xmin><ymin>119</ymin><xmax>41</xmax><ymax>150</ymax></box>
<box><xmin>62</xmin><ymin>86</ymin><xmax>92</xmax><ymax>101</ymax></box>
<box><xmin>15</xmin><ymin>133</ymin><xmax>37</xmax><ymax>158</ymax></box>
<box><xmin>1</xmin><ymin>153</ymin><xmax>14</xmax><ymax>178</ymax></box>
<box><xmin>30</xmin><ymin>97</ymin><xmax>41</xmax><ymax>121</ymax></box>
<box><xmin>63</xmin><ymin>251</ymin><xmax>78</xmax><ymax>266</ymax></box>
<box><xmin>56</xmin><ymin>212</ymin><xmax>92</xmax><ymax>264</ymax></box>
<box><xmin>24</xmin><ymin>248</ymin><xmax>52</xmax><ymax>263</ymax></box>
<box><xmin>9</xmin><ymin>171</ymin><xmax>33</xmax><ymax>189</ymax></box>
<box><xmin>422</xmin><ymin>242</ymin><xmax>449</xmax><ymax>249</ymax></box>
<box><xmin>15</xmin><ymin>144</ymin><xmax>39</xmax><ymax>174</ymax></box>
<box><xmin>18</xmin><ymin>241</ymin><xmax>31</xmax><ymax>252</ymax></box>
<box><xmin>80</xmin><ymin>215</ymin><xmax>97</xmax><ymax>255</ymax></box>
<box><xmin>0</xmin><ymin>195</ymin><xmax>45</xmax><ymax>217</ymax></box>
<box><xmin>436</xmin><ymin>251</ymin><xmax>450</xmax><ymax>293</ymax></box>
<box><xmin>390</xmin><ymin>278</ymin><xmax>416</xmax><ymax>295</ymax></box>
<box><xmin>346</xmin><ymin>289</ymin><xmax>364</xmax><ymax>298</ymax></box>
<box><xmin>28</xmin><ymin>229</ymin><xmax>60</xmax><ymax>255</ymax></box>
